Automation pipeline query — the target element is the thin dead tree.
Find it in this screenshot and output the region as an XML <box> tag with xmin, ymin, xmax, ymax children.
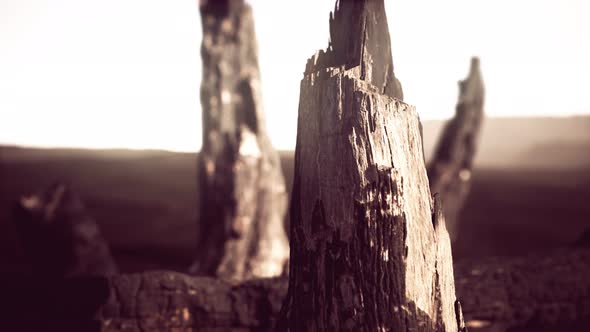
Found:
<box><xmin>190</xmin><ymin>0</ymin><xmax>289</xmax><ymax>280</ymax></box>
<box><xmin>428</xmin><ymin>57</ymin><xmax>485</xmax><ymax>241</ymax></box>
<box><xmin>278</xmin><ymin>0</ymin><xmax>464</xmax><ymax>330</ymax></box>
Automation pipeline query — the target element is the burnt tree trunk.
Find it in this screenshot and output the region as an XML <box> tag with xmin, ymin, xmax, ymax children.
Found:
<box><xmin>428</xmin><ymin>57</ymin><xmax>485</xmax><ymax>241</ymax></box>
<box><xmin>191</xmin><ymin>0</ymin><xmax>289</xmax><ymax>280</ymax></box>
<box><xmin>278</xmin><ymin>0</ymin><xmax>462</xmax><ymax>330</ymax></box>
<box><xmin>12</xmin><ymin>183</ymin><xmax>117</xmax><ymax>277</ymax></box>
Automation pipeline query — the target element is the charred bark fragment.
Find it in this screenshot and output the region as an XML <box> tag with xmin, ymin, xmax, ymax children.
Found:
<box><xmin>428</xmin><ymin>57</ymin><xmax>485</xmax><ymax>241</ymax></box>
<box><xmin>279</xmin><ymin>0</ymin><xmax>460</xmax><ymax>330</ymax></box>
<box><xmin>3</xmin><ymin>249</ymin><xmax>589</xmax><ymax>331</ymax></box>
<box><xmin>12</xmin><ymin>183</ymin><xmax>117</xmax><ymax>277</ymax></box>
<box><xmin>192</xmin><ymin>0</ymin><xmax>289</xmax><ymax>280</ymax></box>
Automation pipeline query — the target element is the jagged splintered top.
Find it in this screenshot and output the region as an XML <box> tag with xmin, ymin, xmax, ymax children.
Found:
<box><xmin>458</xmin><ymin>57</ymin><xmax>484</xmax><ymax>108</ymax></box>
<box><xmin>305</xmin><ymin>0</ymin><xmax>403</xmax><ymax>100</ymax></box>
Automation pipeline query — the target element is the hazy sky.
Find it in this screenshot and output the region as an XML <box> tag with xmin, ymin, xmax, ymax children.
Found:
<box><xmin>1</xmin><ymin>0</ymin><xmax>589</xmax><ymax>151</ymax></box>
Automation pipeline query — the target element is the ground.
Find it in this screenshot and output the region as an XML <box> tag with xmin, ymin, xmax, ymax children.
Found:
<box><xmin>1</xmin><ymin>146</ymin><xmax>589</xmax><ymax>276</ymax></box>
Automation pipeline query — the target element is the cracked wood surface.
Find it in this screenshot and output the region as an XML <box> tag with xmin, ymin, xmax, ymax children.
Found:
<box><xmin>2</xmin><ymin>249</ymin><xmax>588</xmax><ymax>331</ymax></box>
<box><xmin>277</xmin><ymin>0</ymin><xmax>459</xmax><ymax>330</ymax></box>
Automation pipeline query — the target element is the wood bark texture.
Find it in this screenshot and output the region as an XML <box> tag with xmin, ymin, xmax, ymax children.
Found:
<box><xmin>12</xmin><ymin>184</ymin><xmax>117</xmax><ymax>278</ymax></box>
<box><xmin>428</xmin><ymin>57</ymin><xmax>485</xmax><ymax>242</ymax></box>
<box><xmin>2</xmin><ymin>249</ymin><xmax>588</xmax><ymax>331</ymax></box>
<box><xmin>192</xmin><ymin>0</ymin><xmax>289</xmax><ymax>281</ymax></box>
<box><xmin>278</xmin><ymin>0</ymin><xmax>460</xmax><ymax>330</ymax></box>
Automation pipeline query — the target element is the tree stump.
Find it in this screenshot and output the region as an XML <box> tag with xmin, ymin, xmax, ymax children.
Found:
<box><xmin>191</xmin><ymin>0</ymin><xmax>289</xmax><ymax>281</ymax></box>
<box><xmin>12</xmin><ymin>183</ymin><xmax>117</xmax><ymax>277</ymax></box>
<box><xmin>428</xmin><ymin>57</ymin><xmax>485</xmax><ymax>241</ymax></box>
<box><xmin>279</xmin><ymin>0</ymin><xmax>463</xmax><ymax>330</ymax></box>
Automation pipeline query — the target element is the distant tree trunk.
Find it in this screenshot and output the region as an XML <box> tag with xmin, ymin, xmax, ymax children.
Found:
<box><xmin>191</xmin><ymin>0</ymin><xmax>289</xmax><ymax>281</ymax></box>
<box><xmin>12</xmin><ymin>183</ymin><xmax>117</xmax><ymax>277</ymax></box>
<box><xmin>278</xmin><ymin>1</ymin><xmax>463</xmax><ymax>330</ymax></box>
<box><xmin>428</xmin><ymin>57</ymin><xmax>485</xmax><ymax>242</ymax></box>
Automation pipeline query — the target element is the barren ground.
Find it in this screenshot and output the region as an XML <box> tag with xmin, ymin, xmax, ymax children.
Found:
<box><xmin>1</xmin><ymin>146</ymin><xmax>589</xmax><ymax>276</ymax></box>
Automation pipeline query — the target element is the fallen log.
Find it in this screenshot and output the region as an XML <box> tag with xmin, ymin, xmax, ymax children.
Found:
<box><xmin>192</xmin><ymin>0</ymin><xmax>289</xmax><ymax>280</ymax></box>
<box><xmin>2</xmin><ymin>249</ymin><xmax>588</xmax><ymax>331</ymax></box>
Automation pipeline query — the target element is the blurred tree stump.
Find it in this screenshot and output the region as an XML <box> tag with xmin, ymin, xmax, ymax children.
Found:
<box><xmin>428</xmin><ymin>57</ymin><xmax>485</xmax><ymax>241</ymax></box>
<box><xmin>12</xmin><ymin>183</ymin><xmax>117</xmax><ymax>277</ymax></box>
<box><xmin>191</xmin><ymin>0</ymin><xmax>289</xmax><ymax>280</ymax></box>
<box><xmin>277</xmin><ymin>0</ymin><xmax>461</xmax><ymax>330</ymax></box>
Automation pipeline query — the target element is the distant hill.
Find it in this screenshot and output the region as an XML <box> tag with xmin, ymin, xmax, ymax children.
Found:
<box><xmin>1</xmin><ymin>142</ymin><xmax>589</xmax><ymax>273</ymax></box>
<box><xmin>422</xmin><ymin>116</ymin><xmax>590</xmax><ymax>169</ymax></box>
<box><xmin>1</xmin><ymin>116</ymin><xmax>589</xmax><ymax>170</ymax></box>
